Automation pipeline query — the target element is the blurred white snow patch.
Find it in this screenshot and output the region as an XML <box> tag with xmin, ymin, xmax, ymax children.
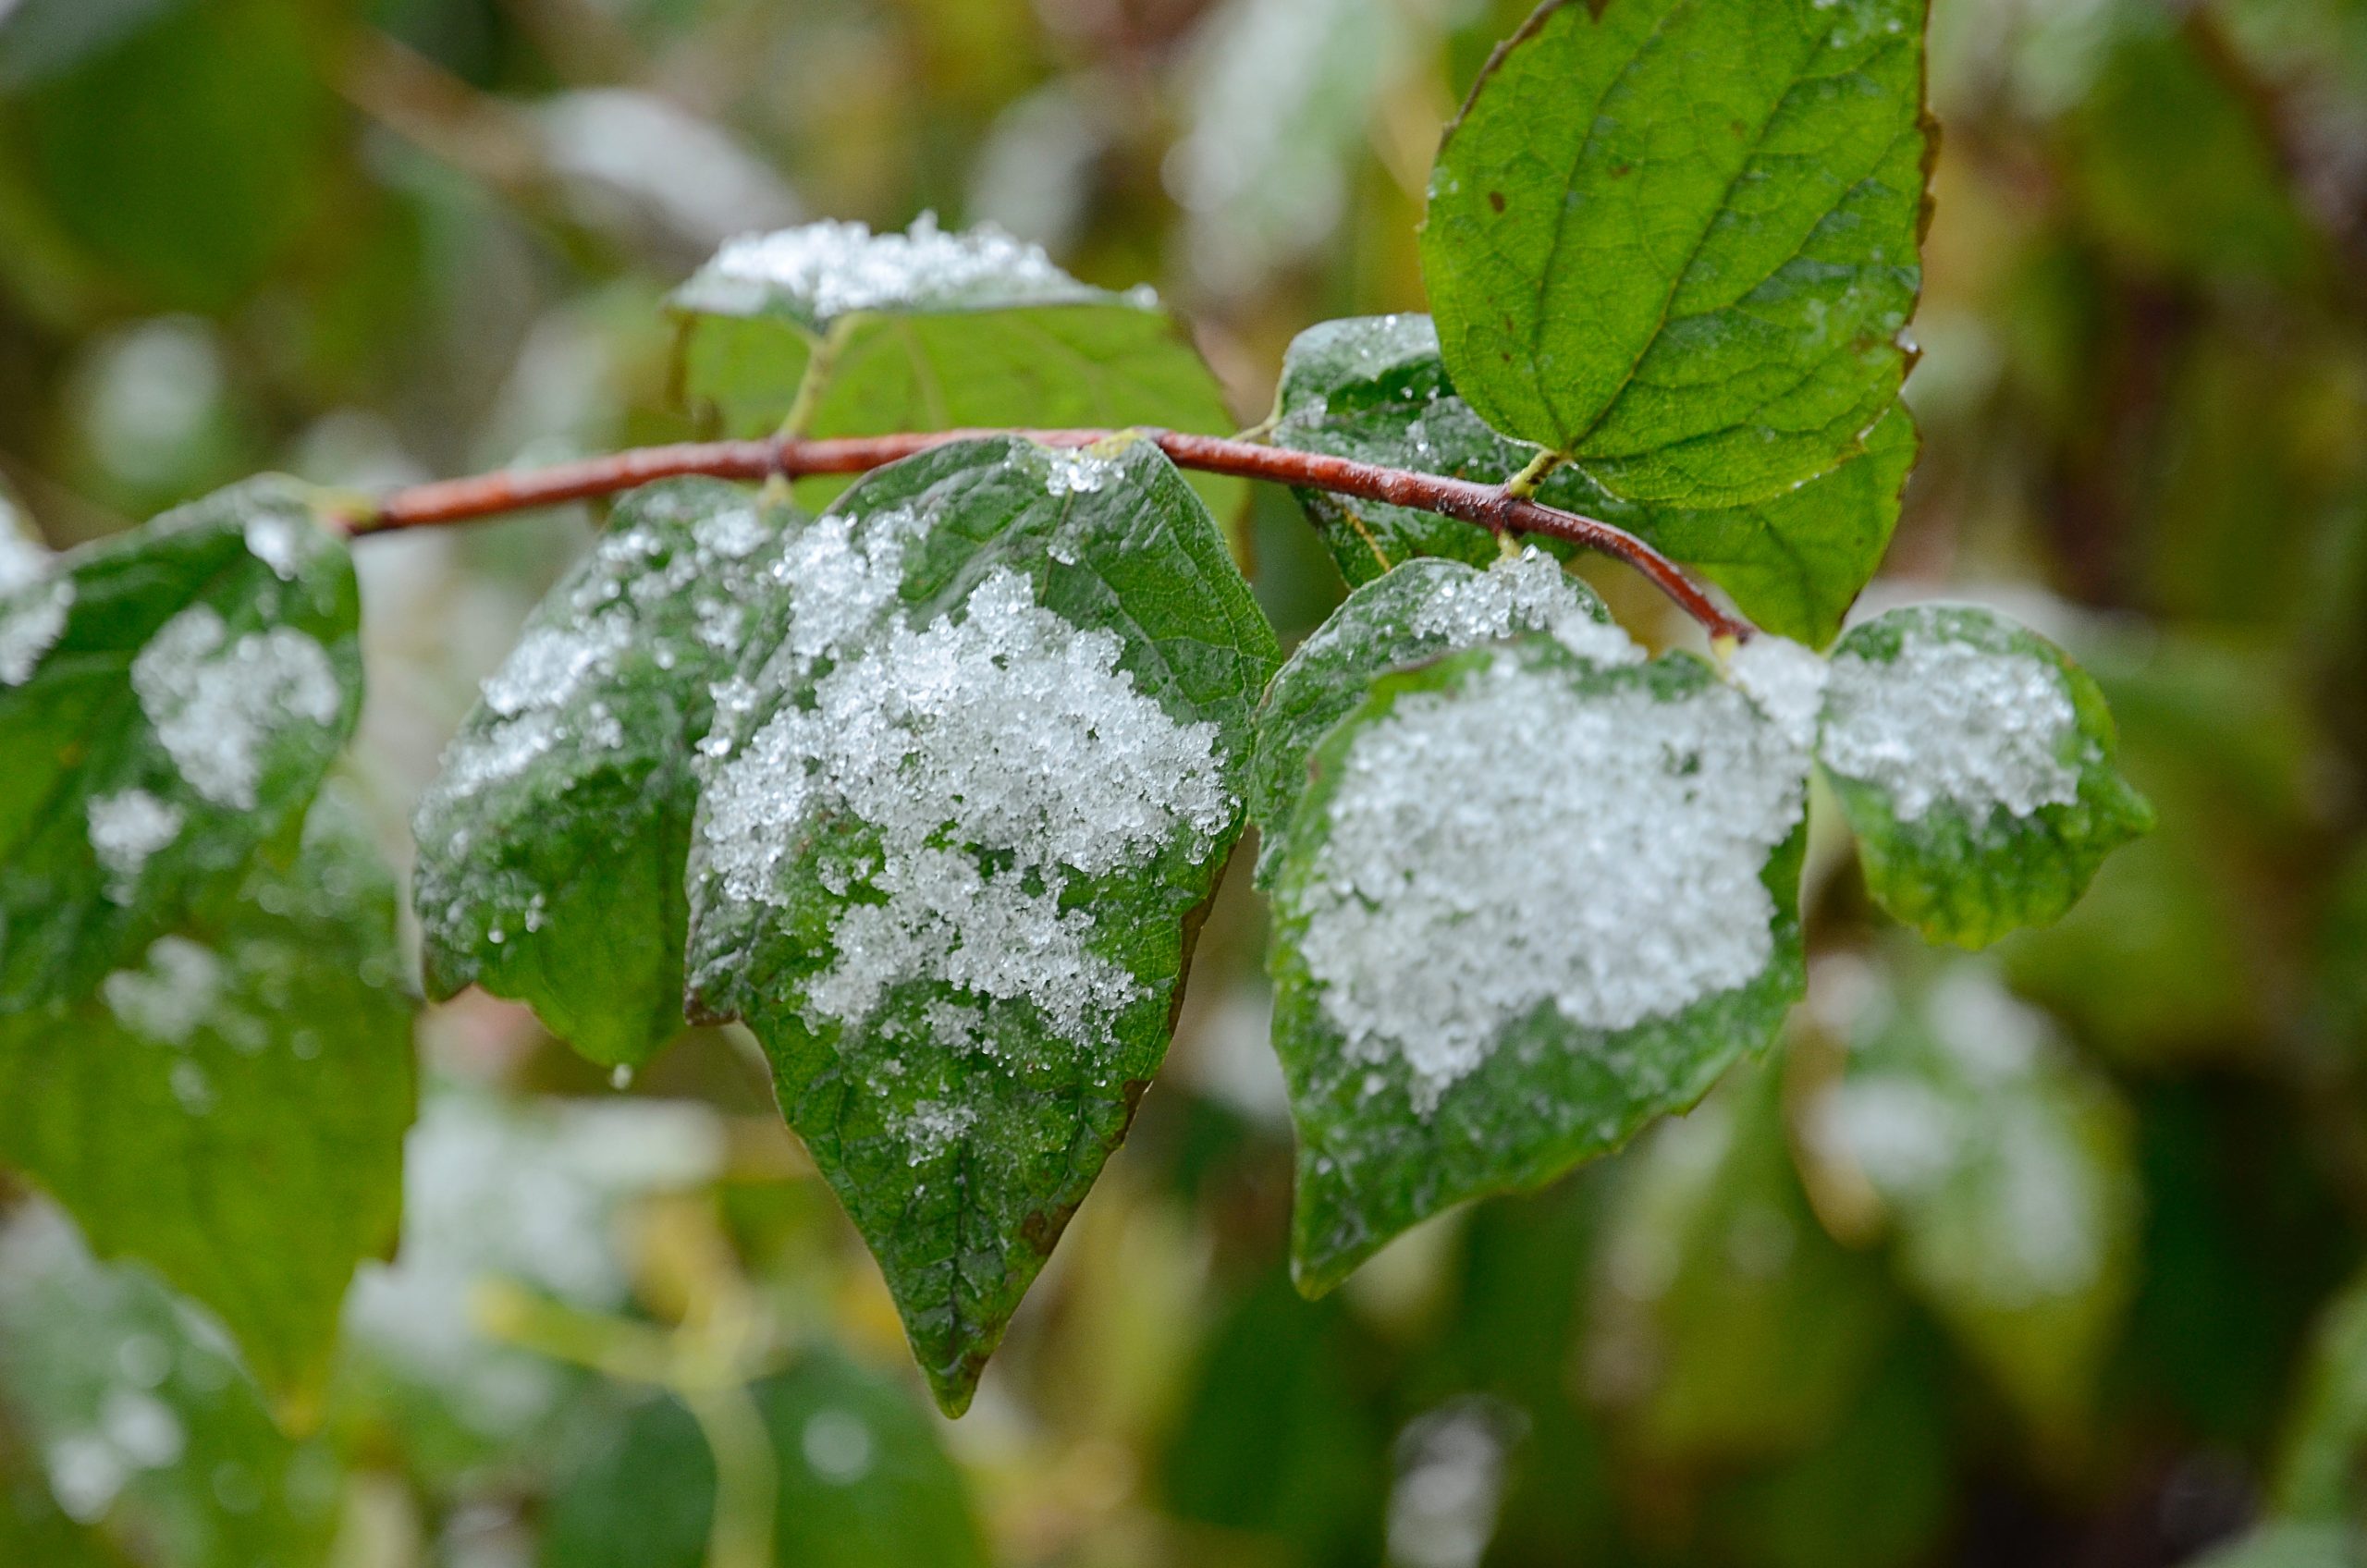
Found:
<box><xmin>75</xmin><ymin>316</ymin><xmax>225</xmax><ymax>490</ymax></box>
<box><xmin>1385</xmin><ymin>1397</ymin><xmax>1524</xmax><ymax>1568</ymax></box>
<box><xmin>969</xmin><ymin>85</ymin><xmax>1105</xmax><ymax>255</ymax></box>
<box><xmin>1173</xmin><ymin>982</ymin><xmax>1291</xmax><ymax>1123</ymax></box>
<box><xmin>534</xmin><ymin>89</ymin><xmax>799</xmax><ymax>255</ymax></box>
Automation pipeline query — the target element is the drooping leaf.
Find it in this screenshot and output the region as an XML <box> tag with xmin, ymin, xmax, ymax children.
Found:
<box><xmin>0</xmin><ymin>476</ymin><xmax>362</xmax><ymax>1011</ymax></box>
<box><xmin>1421</xmin><ymin>0</ymin><xmax>1930</xmax><ymax>504</ymax></box>
<box><xmin>682</xmin><ymin>435</ymin><xmax>1278</xmax><ymax>1412</ymax></box>
<box><xmin>540</xmin><ymin>1351</ymin><xmax>988</xmax><ymax>1568</ymax></box>
<box><xmin>1247</xmin><ymin>548</ymin><xmax>1618</xmax><ymax>885</ymax></box>
<box><xmin>0</xmin><ymin>790</ymin><xmax>415</xmax><ymax>1415</ymax></box>
<box><xmin>1818</xmin><ymin>604</ymin><xmax>2153</xmax><ymax>949</ymax></box>
<box><xmin>414</xmin><ymin>481</ymin><xmax>797</xmax><ymax>1068</ymax></box>
<box><xmin>1803</xmin><ymin>961</ymin><xmax>2140</xmax><ymax>1435</ymax></box>
<box><xmin>0</xmin><ymin>1206</ymin><xmax>344</xmax><ymax>1568</ymax></box>
<box><xmin>1267</xmin><ymin>633</ymin><xmax>1810</xmax><ymax>1292</ymax></box>
<box><xmin>668</xmin><ymin>215</ymin><xmax>1245</xmax><ymax>521</ymax></box>
<box><xmin>1267</xmin><ymin>314</ymin><xmax>1915</xmax><ymax>643</ymax></box>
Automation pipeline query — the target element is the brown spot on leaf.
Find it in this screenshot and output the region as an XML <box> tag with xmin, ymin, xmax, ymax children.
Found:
<box><xmin>1488</xmin><ymin>190</ymin><xmax>1506</xmax><ymax>214</ymax></box>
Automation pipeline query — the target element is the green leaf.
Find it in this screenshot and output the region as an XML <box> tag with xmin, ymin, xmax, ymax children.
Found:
<box><xmin>414</xmin><ymin>480</ymin><xmax>797</xmax><ymax>1069</ymax></box>
<box><xmin>1805</xmin><ymin>962</ymin><xmax>2140</xmax><ymax>1434</ymax></box>
<box><xmin>0</xmin><ymin>476</ymin><xmax>362</xmax><ymax>1011</ymax></box>
<box><xmin>540</xmin><ymin>1351</ymin><xmax>989</xmax><ymax>1568</ymax></box>
<box><xmin>1267</xmin><ymin>633</ymin><xmax>1810</xmax><ymax>1292</ymax></box>
<box><xmin>0</xmin><ymin>790</ymin><xmax>415</xmax><ymax>1415</ymax></box>
<box><xmin>2272</xmin><ymin>1268</ymin><xmax>2367</xmax><ymax>1520</ymax></box>
<box><xmin>1588</xmin><ymin>1060</ymin><xmax>1896</xmax><ymax>1460</ymax></box>
<box><xmin>1266</xmin><ymin>315</ymin><xmax>1913</xmax><ymax>643</ymax></box>
<box><xmin>669</xmin><ymin>215</ymin><xmax>1245</xmax><ymax>522</ymax></box>
<box><xmin>683</xmin><ymin>435</ymin><xmax>1278</xmax><ymax>1412</ymax></box>
<box><xmin>1420</xmin><ymin>0</ymin><xmax>1930</xmax><ymax>504</ymax></box>
<box><xmin>2186</xmin><ymin>1524</ymin><xmax>2363</xmax><ymax>1568</ymax></box>
<box><xmin>0</xmin><ymin>1207</ymin><xmax>343</xmax><ymax>1568</ymax></box>
<box><xmin>1247</xmin><ymin>548</ymin><xmax>1615</xmax><ymax>886</ymax></box>
<box><xmin>1819</xmin><ymin>604</ymin><xmax>2154</xmax><ymax>949</ymax></box>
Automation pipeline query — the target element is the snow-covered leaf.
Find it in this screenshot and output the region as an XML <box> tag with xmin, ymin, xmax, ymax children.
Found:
<box><xmin>682</xmin><ymin>435</ymin><xmax>1278</xmax><ymax>1413</ymax></box>
<box><xmin>0</xmin><ymin>477</ymin><xmax>362</xmax><ymax>1011</ymax></box>
<box><xmin>0</xmin><ymin>791</ymin><xmax>413</xmax><ymax>1415</ymax></box>
<box><xmin>1420</xmin><ymin>0</ymin><xmax>1929</xmax><ymax>504</ymax></box>
<box><xmin>669</xmin><ymin>215</ymin><xmax>1244</xmax><ymax>522</ymax></box>
<box><xmin>0</xmin><ymin>1206</ymin><xmax>343</xmax><ymax>1568</ymax></box>
<box><xmin>1267</xmin><ymin>315</ymin><xmax>1913</xmax><ymax>644</ymax></box>
<box><xmin>1247</xmin><ymin>548</ymin><xmax>1626</xmax><ymax>886</ymax></box>
<box><xmin>1819</xmin><ymin>605</ymin><xmax>2154</xmax><ymax>948</ymax></box>
<box><xmin>1802</xmin><ymin>962</ymin><xmax>2140</xmax><ymax>1433</ymax></box>
<box><xmin>414</xmin><ymin>481</ymin><xmax>797</xmax><ymax>1068</ymax></box>
<box><xmin>1267</xmin><ymin>634</ymin><xmax>1810</xmax><ymax>1292</ymax></box>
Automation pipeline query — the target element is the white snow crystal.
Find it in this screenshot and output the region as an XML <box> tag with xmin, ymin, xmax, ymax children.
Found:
<box><xmin>1727</xmin><ymin>635</ymin><xmax>1830</xmax><ymax>751</ymax></box>
<box><xmin>130</xmin><ymin>606</ymin><xmax>341</xmax><ymax>809</ymax></box>
<box><xmin>101</xmin><ymin>937</ymin><xmax>224</xmax><ymax>1047</ymax></box>
<box><xmin>1044</xmin><ymin>447</ymin><xmax>1122</xmax><ymax>496</ymax></box>
<box><xmin>87</xmin><ymin>790</ymin><xmax>184</xmax><ymax>900</ymax></box>
<box><xmin>688</xmin><ymin>213</ymin><xmax>1086</xmax><ymax>321</ymax></box>
<box><xmin>1820</xmin><ymin>620</ymin><xmax>2081</xmax><ymax>823</ymax></box>
<box><xmin>1405</xmin><ymin>548</ymin><xmax>1640</xmax><ymax>667</ymax></box>
<box><xmin>901</xmin><ymin>1099</ymin><xmax>979</xmax><ymax>1163</ymax></box>
<box><xmin>0</xmin><ymin>578</ymin><xmax>72</xmax><ymax>686</ymax></box>
<box><xmin>482</xmin><ymin>614</ymin><xmax>634</xmax><ymax>717</ymax></box>
<box><xmin>241</xmin><ymin>512</ymin><xmax>311</xmax><ymax>582</ymax></box>
<box><xmin>0</xmin><ymin>512</ymin><xmax>47</xmax><ymax>594</ymax></box>
<box><xmin>1294</xmin><ymin>651</ymin><xmax>1809</xmax><ymax>1113</ymax></box>
<box><xmin>701</xmin><ymin>542</ymin><xmax>1232</xmax><ymax>1050</ymax></box>
<box><xmin>1813</xmin><ymin>1074</ymin><xmax>1960</xmax><ymax>1194</ymax></box>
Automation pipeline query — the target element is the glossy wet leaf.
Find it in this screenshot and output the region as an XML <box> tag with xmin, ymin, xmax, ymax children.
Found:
<box><xmin>1246</xmin><ymin>548</ymin><xmax>1614</xmax><ymax>886</ymax></box>
<box><xmin>0</xmin><ymin>1207</ymin><xmax>343</xmax><ymax>1568</ymax></box>
<box><xmin>414</xmin><ymin>480</ymin><xmax>797</xmax><ymax>1069</ymax></box>
<box><xmin>1421</xmin><ymin>0</ymin><xmax>1929</xmax><ymax>504</ymax></box>
<box><xmin>669</xmin><ymin>216</ymin><xmax>1245</xmax><ymax>522</ymax></box>
<box><xmin>0</xmin><ymin>792</ymin><xmax>414</xmax><ymax>1415</ymax></box>
<box><xmin>1819</xmin><ymin>605</ymin><xmax>2154</xmax><ymax>949</ymax></box>
<box><xmin>1268</xmin><ymin>314</ymin><xmax>1913</xmax><ymax>643</ymax></box>
<box><xmin>541</xmin><ymin>1351</ymin><xmax>988</xmax><ymax>1568</ymax></box>
<box><xmin>1267</xmin><ymin>635</ymin><xmax>1809</xmax><ymax>1291</ymax></box>
<box><xmin>683</xmin><ymin>435</ymin><xmax>1277</xmax><ymax>1412</ymax></box>
<box><xmin>0</xmin><ymin>477</ymin><xmax>362</xmax><ymax>1011</ymax></box>
<box><xmin>1805</xmin><ymin>962</ymin><xmax>2140</xmax><ymax>1434</ymax></box>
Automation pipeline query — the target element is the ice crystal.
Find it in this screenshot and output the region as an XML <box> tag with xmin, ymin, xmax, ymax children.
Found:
<box><xmin>87</xmin><ymin>789</ymin><xmax>184</xmax><ymax>900</ymax></box>
<box><xmin>240</xmin><ymin>512</ymin><xmax>310</xmax><ymax>582</ymax></box>
<box><xmin>1405</xmin><ymin>547</ymin><xmax>1640</xmax><ymax>666</ymax></box>
<box><xmin>130</xmin><ymin>606</ymin><xmax>341</xmax><ymax>809</ymax></box>
<box><xmin>688</xmin><ymin>213</ymin><xmax>1086</xmax><ymax>321</ymax></box>
<box><xmin>1296</xmin><ymin>654</ymin><xmax>1808</xmax><ymax>1113</ymax></box>
<box><xmin>0</xmin><ymin>517</ymin><xmax>47</xmax><ymax>594</ymax></box>
<box><xmin>1727</xmin><ymin>634</ymin><xmax>1830</xmax><ymax>751</ymax></box>
<box><xmin>100</xmin><ymin>937</ymin><xmax>224</xmax><ymax>1047</ymax></box>
<box><xmin>1044</xmin><ymin>447</ymin><xmax>1122</xmax><ymax>496</ymax></box>
<box><xmin>901</xmin><ymin>1100</ymin><xmax>979</xmax><ymax>1164</ymax></box>
<box><xmin>1821</xmin><ymin>624</ymin><xmax>2080</xmax><ymax>822</ymax></box>
<box><xmin>0</xmin><ymin>577</ymin><xmax>70</xmax><ymax>686</ymax></box>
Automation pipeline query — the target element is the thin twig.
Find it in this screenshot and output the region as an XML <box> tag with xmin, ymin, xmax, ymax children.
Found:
<box><xmin>345</xmin><ymin>427</ymin><xmax>1757</xmax><ymax>641</ymax></box>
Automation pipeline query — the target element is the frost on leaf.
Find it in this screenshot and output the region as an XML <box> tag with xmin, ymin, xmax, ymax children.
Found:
<box><xmin>0</xmin><ymin>478</ymin><xmax>362</xmax><ymax>1011</ymax></box>
<box><xmin>1268</xmin><ymin>636</ymin><xmax>1810</xmax><ymax>1292</ymax></box>
<box><xmin>684</xmin><ymin>435</ymin><xmax>1277</xmax><ymax>1414</ymax></box>
<box><xmin>1817</xmin><ymin>605</ymin><xmax>2153</xmax><ymax>949</ymax></box>
<box><xmin>1800</xmin><ymin>958</ymin><xmax>2139</xmax><ymax>1432</ymax></box>
<box><xmin>1247</xmin><ymin>549</ymin><xmax>1627</xmax><ymax>886</ymax></box>
<box><xmin>414</xmin><ymin>479</ymin><xmax>796</xmax><ymax>1068</ymax></box>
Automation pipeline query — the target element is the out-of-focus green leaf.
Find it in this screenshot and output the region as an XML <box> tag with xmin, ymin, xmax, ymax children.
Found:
<box><xmin>669</xmin><ymin>216</ymin><xmax>1245</xmax><ymax>521</ymax></box>
<box><xmin>683</xmin><ymin>435</ymin><xmax>1276</xmax><ymax>1413</ymax></box>
<box><xmin>540</xmin><ymin>1351</ymin><xmax>988</xmax><ymax>1568</ymax></box>
<box><xmin>0</xmin><ymin>0</ymin><xmax>334</xmax><ymax>309</ymax></box>
<box><xmin>0</xmin><ymin>1206</ymin><xmax>343</xmax><ymax>1568</ymax></box>
<box><xmin>1246</xmin><ymin>548</ymin><xmax>1613</xmax><ymax>885</ymax></box>
<box><xmin>1588</xmin><ymin>1061</ymin><xmax>1896</xmax><ymax>1460</ymax></box>
<box><xmin>1421</xmin><ymin>0</ymin><xmax>1928</xmax><ymax>504</ymax></box>
<box><xmin>1267</xmin><ymin>314</ymin><xmax>1914</xmax><ymax>643</ymax></box>
<box><xmin>415</xmin><ymin>480</ymin><xmax>796</xmax><ymax>1069</ymax></box>
<box><xmin>0</xmin><ymin>791</ymin><xmax>413</xmax><ymax>1414</ymax></box>
<box><xmin>2273</xmin><ymin>1268</ymin><xmax>2367</xmax><ymax>1519</ymax></box>
<box><xmin>2188</xmin><ymin>1523</ymin><xmax>2365</xmax><ymax>1568</ymax></box>
<box><xmin>1821</xmin><ymin>605</ymin><xmax>2153</xmax><ymax>949</ymax></box>
<box><xmin>1806</xmin><ymin>962</ymin><xmax>2140</xmax><ymax>1434</ymax></box>
<box><xmin>1268</xmin><ymin>635</ymin><xmax>1809</xmax><ymax>1292</ymax></box>
<box><xmin>0</xmin><ymin>477</ymin><xmax>362</xmax><ymax>1011</ymax></box>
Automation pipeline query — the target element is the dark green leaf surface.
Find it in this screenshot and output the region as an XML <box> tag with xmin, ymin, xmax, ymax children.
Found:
<box><xmin>1246</xmin><ymin>549</ymin><xmax>1613</xmax><ymax>885</ymax></box>
<box><xmin>1268</xmin><ymin>636</ymin><xmax>1809</xmax><ymax>1291</ymax></box>
<box><xmin>683</xmin><ymin>435</ymin><xmax>1278</xmax><ymax>1412</ymax></box>
<box><xmin>670</xmin><ymin>217</ymin><xmax>1245</xmax><ymax>522</ymax></box>
<box><xmin>1267</xmin><ymin>315</ymin><xmax>1912</xmax><ymax>643</ymax></box>
<box><xmin>0</xmin><ymin>791</ymin><xmax>415</xmax><ymax>1413</ymax></box>
<box><xmin>540</xmin><ymin>1352</ymin><xmax>988</xmax><ymax>1568</ymax></box>
<box><xmin>414</xmin><ymin>480</ymin><xmax>797</xmax><ymax>1068</ymax></box>
<box><xmin>1420</xmin><ymin>0</ymin><xmax>1929</xmax><ymax>504</ymax></box>
<box><xmin>0</xmin><ymin>477</ymin><xmax>362</xmax><ymax>1011</ymax></box>
<box><xmin>0</xmin><ymin>1207</ymin><xmax>343</xmax><ymax>1568</ymax></box>
<box><xmin>1819</xmin><ymin>605</ymin><xmax>2153</xmax><ymax>949</ymax></box>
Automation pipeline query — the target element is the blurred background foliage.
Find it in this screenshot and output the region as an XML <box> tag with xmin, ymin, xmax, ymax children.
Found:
<box><xmin>1</xmin><ymin>0</ymin><xmax>2365</xmax><ymax>1563</ymax></box>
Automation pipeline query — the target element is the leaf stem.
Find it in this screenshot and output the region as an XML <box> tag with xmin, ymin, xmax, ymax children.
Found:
<box><xmin>341</xmin><ymin>427</ymin><xmax>1756</xmax><ymax>641</ymax></box>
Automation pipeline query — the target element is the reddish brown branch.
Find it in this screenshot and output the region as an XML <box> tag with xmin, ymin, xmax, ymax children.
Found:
<box><xmin>347</xmin><ymin>428</ymin><xmax>1755</xmax><ymax>641</ymax></box>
